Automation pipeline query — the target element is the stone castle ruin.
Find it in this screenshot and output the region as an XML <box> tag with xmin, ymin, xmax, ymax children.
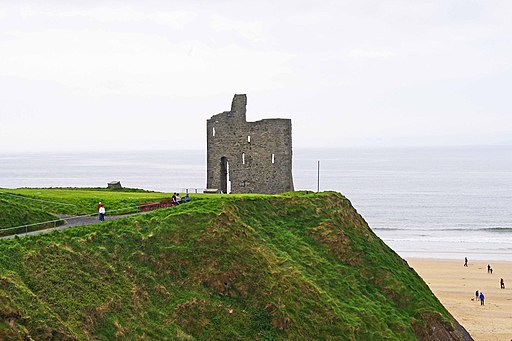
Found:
<box><xmin>206</xmin><ymin>94</ymin><xmax>294</xmax><ymax>194</ymax></box>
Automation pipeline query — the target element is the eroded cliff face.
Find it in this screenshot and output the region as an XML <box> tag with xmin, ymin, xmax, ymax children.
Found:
<box><xmin>0</xmin><ymin>192</ymin><xmax>470</xmax><ymax>340</ymax></box>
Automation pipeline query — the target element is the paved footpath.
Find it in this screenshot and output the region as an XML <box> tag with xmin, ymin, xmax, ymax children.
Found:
<box><xmin>1</xmin><ymin>212</ymin><xmax>144</xmax><ymax>240</ymax></box>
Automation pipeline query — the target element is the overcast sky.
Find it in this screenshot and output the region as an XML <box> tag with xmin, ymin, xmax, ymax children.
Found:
<box><xmin>1</xmin><ymin>0</ymin><xmax>511</xmax><ymax>152</ymax></box>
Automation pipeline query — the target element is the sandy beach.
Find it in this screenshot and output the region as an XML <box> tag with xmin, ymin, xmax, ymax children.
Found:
<box><xmin>407</xmin><ymin>258</ymin><xmax>512</xmax><ymax>341</ymax></box>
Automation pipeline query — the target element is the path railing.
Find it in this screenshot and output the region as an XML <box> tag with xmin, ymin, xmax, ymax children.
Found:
<box><xmin>0</xmin><ymin>192</ymin><xmax>79</xmax><ymax>215</ymax></box>
<box><xmin>0</xmin><ymin>203</ymin><xmax>160</xmax><ymax>238</ymax></box>
<box><xmin>0</xmin><ymin>218</ymin><xmax>66</xmax><ymax>237</ymax></box>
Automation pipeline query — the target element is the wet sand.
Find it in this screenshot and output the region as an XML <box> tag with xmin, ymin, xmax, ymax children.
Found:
<box><xmin>407</xmin><ymin>258</ymin><xmax>512</xmax><ymax>341</ymax></box>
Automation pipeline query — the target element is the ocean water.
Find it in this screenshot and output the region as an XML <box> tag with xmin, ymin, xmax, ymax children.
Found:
<box><xmin>1</xmin><ymin>146</ymin><xmax>511</xmax><ymax>261</ymax></box>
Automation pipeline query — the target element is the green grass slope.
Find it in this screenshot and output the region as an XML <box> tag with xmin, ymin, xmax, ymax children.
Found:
<box><xmin>0</xmin><ymin>199</ymin><xmax>60</xmax><ymax>231</ymax></box>
<box><xmin>0</xmin><ymin>188</ymin><xmax>191</xmax><ymax>215</ymax></box>
<box><xmin>0</xmin><ymin>192</ymin><xmax>469</xmax><ymax>340</ymax></box>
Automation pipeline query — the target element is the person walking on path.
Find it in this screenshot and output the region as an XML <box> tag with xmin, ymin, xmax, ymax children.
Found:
<box><xmin>475</xmin><ymin>290</ymin><xmax>479</xmax><ymax>301</ymax></box>
<box><xmin>98</xmin><ymin>202</ymin><xmax>103</xmax><ymax>221</ymax></box>
<box><xmin>99</xmin><ymin>205</ymin><xmax>106</xmax><ymax>222</ymax></box>
<box><xmin>487</xmin><ymin>264</ymin><xmax>492</xmax><ymax>273</ymax></box>
<box><xmin>479</xmin><ymin>292</ymin><xmax>485</xmax><ymax>305</ymax></box>
<box><xmin>464</xmin><ymin>257</ymin><xmax>468</xmax><ymax>267</ymax></box>
<box><xmin>501</xmin><ymin>278</ymin><xmax>505</xmax><ymax>289</ymax></box>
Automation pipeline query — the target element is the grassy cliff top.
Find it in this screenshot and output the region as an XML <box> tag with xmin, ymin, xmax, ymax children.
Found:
<box><xmin>0</xmin><ymin>191</ymin><xmax>468</xmax><ymax>340</ymax></box>
<box><xmin>0</xmin><ymin>198</ymin><xmax>59</xmax><ymax>230</ymax></box>
<box><xmin>0</xmin><ymin>188</ymin><xmax>185</xmax><ymax>216</ymax></box>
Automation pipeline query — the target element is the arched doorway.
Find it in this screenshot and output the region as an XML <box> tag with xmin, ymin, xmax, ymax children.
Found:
<box><xmin>220</xmin><ymin>157</ymin><xmax>231</xmax><ymax>194</ymax></box>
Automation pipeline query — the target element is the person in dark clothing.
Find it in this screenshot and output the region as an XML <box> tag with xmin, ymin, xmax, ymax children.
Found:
<box><xmin>501</xmin><ymin>278</ymin><xmax>505</xmax><ymax>289</ymax></box>
<box><xmin>464</xmin><ymin>257</ymin><xmax>468</xmax><ymax>267</ymax></box>
<box><xmin>479</xmin><ymin>292</ymin><xmax>485</xmax><ymax>305</ymax></box>
<box><xmin>475</xmin><ymin>290</ymin><xmax>479</xmax><ymax>301</ymax></box>
<box><xmin>487</xmin><ymin>264</ymin><xmax>492</xmax><ymax>273</ymax></box>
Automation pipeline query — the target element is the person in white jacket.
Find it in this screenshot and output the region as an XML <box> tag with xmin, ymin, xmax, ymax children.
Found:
<box><xmin>99</xmin><ymin>205</ymin><xmax>106</xmax><ymax>221</ymax></box>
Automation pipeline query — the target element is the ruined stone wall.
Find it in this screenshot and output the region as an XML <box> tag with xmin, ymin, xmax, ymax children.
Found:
<box><xmin>206</xmin><ymin>94</ymin><xmax>294</xmax><ymax>194</ymax></box>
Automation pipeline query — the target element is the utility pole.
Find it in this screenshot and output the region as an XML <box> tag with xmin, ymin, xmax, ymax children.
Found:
<box><xmin>317</xmin><ymin>160</ymin><xmax>320</xmax><ymax>193</ymax></box>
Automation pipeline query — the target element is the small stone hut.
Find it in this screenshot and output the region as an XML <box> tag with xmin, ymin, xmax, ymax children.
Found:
<box><xmin>107</xmin><ymin>181</ymin><xmax>122</xmax><ymax>189</ymax></box>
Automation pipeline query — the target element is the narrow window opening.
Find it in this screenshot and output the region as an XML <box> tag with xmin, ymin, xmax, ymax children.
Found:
<box><xmin>212</xmin><ymin>127</ymin><xmax>216</xmax><ymax>136</ymax></box>
<box><xmin>271</xmin><ymin>154</ymin><xmax>275</xmax><ymax>164</ymax></box>
<box><xmin>242</xmin><ymin>153</ymin><xmax>246</xmax><ymax>165</ymax></box>
<box><xmin>247</xmin><ymin>135</ymin><xmax>251</xmax><ymax>143</ymax></box>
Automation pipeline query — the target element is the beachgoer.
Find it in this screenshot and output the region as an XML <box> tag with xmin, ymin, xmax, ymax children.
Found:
<box><xmin>184</xmin><ymin>194</ymin><xmax>191</xmax><ymax>202</ymax></box>
<box><xmin>490</xmin><ymin>267</ymin><xmax>493</xmax><ymax>274</ymax></box>
<box><xmin>475</xmin><ymin>290</ymin><xmax>479</xmax><ymax>301</ymax></box>
<box><xmin>488</xmin><ymin>264</ymin><xmax>491</xmax><ymax>273</ymax></box>
<box><xmin>501</xmin><ymin>278</ymin><xmax>505</xmax><ymax>289</ymax></box>
<box><xmin>464</xmin><ymin>257</ymin><xmax>468</xmax><ymax>267</ymax></box>
<box><xmin>99</xmin><ymin>205</ymin><xmax>106</xmax><ymax>222</ymax></box>
<box><xmin>479</xmin><ymin>292</ymin><xmax>485</xmax><ymax>305</ymax></box>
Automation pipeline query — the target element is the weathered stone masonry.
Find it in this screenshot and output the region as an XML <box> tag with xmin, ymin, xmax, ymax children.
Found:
<box><xmin>206</xmin><ymin>94</ymin><xmax>294</xmax><ymax>194</ymax></box>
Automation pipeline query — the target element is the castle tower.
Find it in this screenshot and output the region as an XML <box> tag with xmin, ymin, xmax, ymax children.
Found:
<box><xmin>206</xmin><ymin>94</ymin><xmax>294</xmax><ymax>194</ymax></box>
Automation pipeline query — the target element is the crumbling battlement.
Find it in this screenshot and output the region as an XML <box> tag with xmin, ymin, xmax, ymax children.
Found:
<box><xmin>206</xmin><ymin>94</ymin><xmax>294</xmax><ymax>194</ymax></box>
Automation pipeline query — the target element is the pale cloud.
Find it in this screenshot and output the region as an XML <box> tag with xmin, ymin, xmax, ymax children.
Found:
<box><xmin>20</xmin><ymin>6</ymin><xmax>196</xmax><ymax>30</ymax></box>
<box><xmin>210</xmin><ymin>14</ymin><xmax>265</xmax><ymax>43</ymax></box>
<box><xmin>1</xmin><ymin>0</ymin><xmax>512</xmax><ymax>152</ymax></box>
<box><xmin>18</xmin><ymin>6</ymin><xmax>37</xmax><ymax>19</ymax></box>
<box><xmin>0</xmin><ymin>29</ymin><xmax>292</xmax><ymax>97</ymax></box>
<box><xmin>347</xmin><ymin>49</ymin><xmax>397</xmax><ymax>60</ymax></box>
